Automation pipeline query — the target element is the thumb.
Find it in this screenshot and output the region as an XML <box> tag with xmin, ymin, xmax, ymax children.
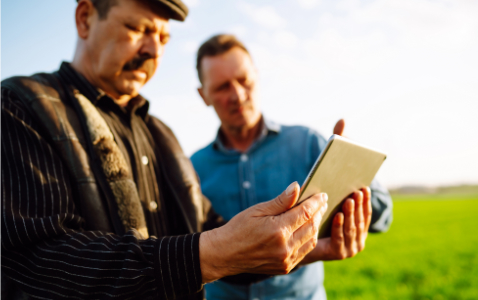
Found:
<box><xmin>258</xmin><ymin>182</ymin><xmax>300</xmax><ymax>216</ymax></box>
<box><xmin>333</xmin><ymin>119</ymin><xmax>345</xmax><ymax>136</ymax></box>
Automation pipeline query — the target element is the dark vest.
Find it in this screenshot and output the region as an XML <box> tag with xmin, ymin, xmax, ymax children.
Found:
<box><xmin>2</xmin><ymin>73</ymin><xmax>213</xmax><ymax>234</ymax></box>
<box><xmin>2</xmin><ymin>73</ymin><xmax>218</xmax><ymax>299</ymax></box>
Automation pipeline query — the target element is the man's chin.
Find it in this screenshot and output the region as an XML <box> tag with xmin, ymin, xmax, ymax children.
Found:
<box><xmin>117</xmin><ymin>81</ymin><xmax>145</xmax><ymax>98</ymax></box>
<box><xmin>230</xmin><ymin>111</ymin><xmax>260</xmax><ymax>128</ymax></box>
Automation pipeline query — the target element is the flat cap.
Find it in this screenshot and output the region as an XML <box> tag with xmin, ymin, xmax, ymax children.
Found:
<box><xmin>77</xmin><ymin>0</ymin><xmax>189</xmax><ymax>21</ymax></box>
<box><xmin>153</xmin><ymin>0</ymin><xmax>189</xmax><ymax>21</ymax></box>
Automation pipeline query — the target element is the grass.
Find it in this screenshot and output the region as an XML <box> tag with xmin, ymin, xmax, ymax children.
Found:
<box><xmin>323</xmin><ymin>196</ymin><xmax>478</xmax><ymax>300</ymax></box>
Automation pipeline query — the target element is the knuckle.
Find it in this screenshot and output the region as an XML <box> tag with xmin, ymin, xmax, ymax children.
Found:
<box><xmin>276</xmin><ymin>195</ymin><xmax>285</xmax><ymax>207</ymax></box>
<box><xmin>312</xmin><ymin>215</ymin><xmax>320</xmax><ymax>229</ymax></box>
<box><xmin>357</xmin><ymin>223</ymin><xmax>365</xmax><ymax>232</ymax></box>
<box><xmin>274</xmin><ymin>228</ymin><xmax>287</xmax><ymax>241</ymax></box>
<box><xmin>338</xmin><ymin>251</ymin><xmax>347</xmax><ymax>260</ymax></box>
<box><xmin>280</xmin><ymin>261</ymin><xmax>291</xmax><ymax>274</ymax></box>
<box><xmin>277</xmin><ymin>248</ymin><xmax>289</xmax><ymax>262</ymax></box>
<box><xmin>312</xmin><ymin>225</ymin><xmax>319</xmax><ymax>237</ymax></box>
<box><xmin>311</xmin><ymin>238</ymin><xmax>318</xmax><ymax>249</ymax></box>
<box><xmin>335</xmin><ymin>235</ymin><xmax>344</xmax><ymax>245</ymax></box>
<box><xmin>333</xmin><ymin>220</ymin><xmax>342</xmax><ymax>229</ymax></box>
<box><xmin>357</xmin><ymin>239</ymin><xmax>366</xmax><ymax>252</ymax></box>
<box><xmin>280</xmin><ymin>268</ymin><xmax>290</xmax><ymax>275</ymax></box>
<box><xmin>301</xmin><ymin>205</ymin><xmax>313</xmax><ymax>221</ymax></box>
<box><xmin>345</xmin><ymin>228</ymin><xmax>356</xmax><ymax>237</ymax></box>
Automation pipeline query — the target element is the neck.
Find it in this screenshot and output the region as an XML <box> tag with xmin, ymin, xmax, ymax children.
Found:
<box><xmin>71</xmin><ymin>45</ymin><xmax>132</xmax><ymax>107</ymax></box>
<box><xmin>221</xmin><ymin>116</ymin><xmax>263</xmax><ymax>153</ymax></box>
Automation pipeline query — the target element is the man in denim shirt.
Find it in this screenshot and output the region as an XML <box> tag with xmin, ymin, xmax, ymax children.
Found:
<box><xmin>191</xmin><ymin>35</ymin><xmax>393</xmax><ymax>300</ymax></box>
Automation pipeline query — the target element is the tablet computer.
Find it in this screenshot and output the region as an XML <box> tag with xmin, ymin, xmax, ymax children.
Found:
<box><xmin>297</xmin><ymin>134</ymin><xmax>387</xmax><ymax>238</ymax></box>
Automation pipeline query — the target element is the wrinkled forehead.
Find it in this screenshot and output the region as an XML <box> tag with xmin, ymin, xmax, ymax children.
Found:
<box><xmin>201</xmin><ymin>47</ymin><xmax>256</xmax><ymax>85</ymax></box>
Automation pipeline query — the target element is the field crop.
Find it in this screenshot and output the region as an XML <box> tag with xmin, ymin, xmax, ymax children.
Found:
<box><xmin>323</xmin><ymin>197</ymin><xmax>478</xmax><ymax>300</ymax></box>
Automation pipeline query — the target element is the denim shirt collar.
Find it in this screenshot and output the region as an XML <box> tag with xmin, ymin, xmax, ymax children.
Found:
<box><xmin>213</xmin><ymin>116</ymin><xmax>281</xmax><ymax>154</ymax></box>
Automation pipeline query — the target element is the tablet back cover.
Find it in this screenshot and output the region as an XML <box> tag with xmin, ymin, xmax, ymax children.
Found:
<box><xmin>298</xmin><ymin>135</ymin><xmax>386</xmax><ymax>238</ymax></box>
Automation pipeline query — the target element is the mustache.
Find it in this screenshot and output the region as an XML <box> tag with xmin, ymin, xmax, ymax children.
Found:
<box><xmin>123</xmin><ymin>55</ymin><xmax>156</xmax><ymax>75</ymax></box>
<box><xmin>230</xmin><ymin>102</ymin><xmax>251</xmax><ymax>112</ymax></box>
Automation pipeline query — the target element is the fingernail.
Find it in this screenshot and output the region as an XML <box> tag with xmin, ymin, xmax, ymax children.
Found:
<box><xmin>286</xmin><ymin>182</ymin><xmax>297</xmax><ymax>196</ymax></box>
<box><xmin>322</xmin><ymin>193</ymin><xmax>328</xmax><ymax>202</ymax></box>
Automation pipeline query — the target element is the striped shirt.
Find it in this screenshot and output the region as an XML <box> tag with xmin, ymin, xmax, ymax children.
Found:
<box><xmin>1</xmin><ymin>64</ymin><xmax>204</xmax><ymax>299</ymax></box>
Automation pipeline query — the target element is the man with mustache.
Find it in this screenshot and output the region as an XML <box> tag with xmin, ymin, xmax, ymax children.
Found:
<box><xmin>191</xmin><ymin>34</ymin><xmax>393</xmax><ymax>300</ymax></box>
<box><xmin>0</xmin><ymin>1</ymin><xmax>350</xmax><ymax>299</ymax></box>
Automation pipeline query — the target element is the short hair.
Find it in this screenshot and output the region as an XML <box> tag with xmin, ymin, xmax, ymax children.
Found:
<box><xmin>91</xmin><ymin>0</ymin><xmax>118</xmax><ymax>20</ymax></box>
<box><xmin>196</xmin><ymin>34</ymin><xmax>251</xmax><ymax>83</ymax></box>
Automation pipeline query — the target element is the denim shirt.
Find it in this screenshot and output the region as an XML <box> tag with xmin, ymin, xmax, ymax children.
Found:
<box><xmin>191</xmin><ymin>118</ymin><xmax>393</xmax><ymax>300</ymax></box>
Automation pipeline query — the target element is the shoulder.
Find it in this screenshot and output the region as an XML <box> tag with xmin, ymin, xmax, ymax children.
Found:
<box><xmin>2</xmin><ymin>73</ymin><xmax>62</xmax><ymax>116</ymax></box>
<box><xmin>2</xmin><ymin>73</ymin><xmax>63</xmax><ymax>109</ymax></box>
<box><xmin>145</xmin><ymin>114</ymin><xmax>174</xmax><ymax>135</ymax></box>
<box><xmin>2</xmin><ymin>73</ymin><xmax>59</xmax><ymax>94</ymax></box>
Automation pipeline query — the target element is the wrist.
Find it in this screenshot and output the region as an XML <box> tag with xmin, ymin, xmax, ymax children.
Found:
<box><xmin>199</xmin><ymin>229</ymin><xmax>229</xmax><ymax>283</ymax></box>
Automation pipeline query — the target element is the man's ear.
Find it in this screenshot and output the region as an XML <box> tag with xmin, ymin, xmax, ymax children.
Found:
<box><xmin>76</xmin><ymin>0</ymin><xmax>96</xmax><ymax>39</ymax></box>
<box><xmin>197</xmin><ymin>87</ymin><xmax>211</xmax><ymax>106</ymax></box>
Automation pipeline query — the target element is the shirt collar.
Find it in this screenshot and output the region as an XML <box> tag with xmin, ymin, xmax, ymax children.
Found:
<box><xmin>213</xmin><ymin>116</ymin><xmax>281</xmax><ymax>153</ymax></box>
<box><xmin>57</xmin><ymin>62</ymin><xmax>150</xmax><ymax>119</ymax></box>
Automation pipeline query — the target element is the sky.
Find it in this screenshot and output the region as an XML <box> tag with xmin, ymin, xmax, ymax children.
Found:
<box><xmin>2</xmin><ymin>0</ymin><xmax>478</xmax><ymax>188</ymax></box>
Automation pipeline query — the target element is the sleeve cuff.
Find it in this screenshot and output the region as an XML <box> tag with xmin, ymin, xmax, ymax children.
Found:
<box><xmin>154</xmin><ymin>233</ymin><xmax>203</xmax><ymax>298</ymax></box>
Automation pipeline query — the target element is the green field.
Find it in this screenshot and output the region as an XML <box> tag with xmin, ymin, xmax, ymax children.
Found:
<box><xmin>323</xmin><ymin>196</ymin><xmax>478</xmax><ymax>300</ymax></box>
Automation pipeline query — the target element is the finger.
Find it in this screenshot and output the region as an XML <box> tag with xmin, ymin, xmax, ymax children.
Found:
<box><xmin>281</xmin><ymin>193</ymin><xmax>327</xmax><ymax>233</ymax></box>
<box><xmin>353</xmin><ymin>191</ymin><xmax>364</xmax><ymax>225</ymax></box>
<box><xmin>290</xmin><ymin>199</ymin><xmax>327</xmax><ymax>249</ymax></box>
<box><xmin>353</xmin><ymin>190</ymin><xmax>366</xmax><ymax>251</ymax></box>
<box><xmin>330</xmin><ymin>212</ymin><xmax>345</xmax><ymax>251</ymax></box>
<box><xmin>362</xmin><ymin>187</ymin><xmax>372</xmax><ymax>231</ymax></box>
<box><xmin>342</xmin><ymin>198</ymin><xmax>356</xmax><ymax>253</ymax></box>
<box><xmin>293</xmin><ymin>237</ymin><xmax>319</xmax><ymax>267</ymax></box>
<box><xmin>258</xmin><ymin>182</ymin><xmax>299</xmax><ymax>216</ymax></box>
<box><xmin>353</xmin><ymin>190</ymin><xmax>365</xmax><ymax>234</ymax></box>
<box><xmin>290</xmin><ymin>217</ymin><xmax>319</xmax><ymax>254</ymax></box>
<box><xmin>333</xmin><ymin>119</ymin><xmax>345</xmax><ymax>136</ymax></box>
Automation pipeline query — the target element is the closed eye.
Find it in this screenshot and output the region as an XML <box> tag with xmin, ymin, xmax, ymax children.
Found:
<box><xmin>216</xmin><ymin>82</ymin><xmax>230</xmax><ymax>91</ymax></box>
<box><xmin>125</xmin><ymin>24</ymin><xmax>142</xmax><ymax>33</ymax></box>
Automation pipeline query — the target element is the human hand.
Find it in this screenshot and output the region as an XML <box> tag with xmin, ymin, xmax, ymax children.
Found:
<box><xmin>199</xmin><ymin>182</ymin><xmax>328</xmax><ymax>283</ymax></box>
<box><xmin>300</xmin><ymin>187</ymin><xmax>372</xmax><ymax>263</ymax></box>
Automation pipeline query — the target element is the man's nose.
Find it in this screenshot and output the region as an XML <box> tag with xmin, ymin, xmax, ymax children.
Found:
<box><xmin>141</xmin><ymin>35</ymin><xmax>163</xmax><ymax>59</ymax></box>
<box><xmin>230</xmin><ymin>81</ymin><xmax>247</xmax><ymax>104</ymax></box>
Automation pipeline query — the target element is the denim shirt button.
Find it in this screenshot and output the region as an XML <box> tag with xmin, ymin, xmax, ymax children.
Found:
<box><xmin>242</xmin><ymin>181</ymin><xmax>251</xmax><ymax>189</ymax></box>
<box><xmin>240</xmin><ymin>154</ymin><xmax>248</xmax><ymax>162</ymax></box>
